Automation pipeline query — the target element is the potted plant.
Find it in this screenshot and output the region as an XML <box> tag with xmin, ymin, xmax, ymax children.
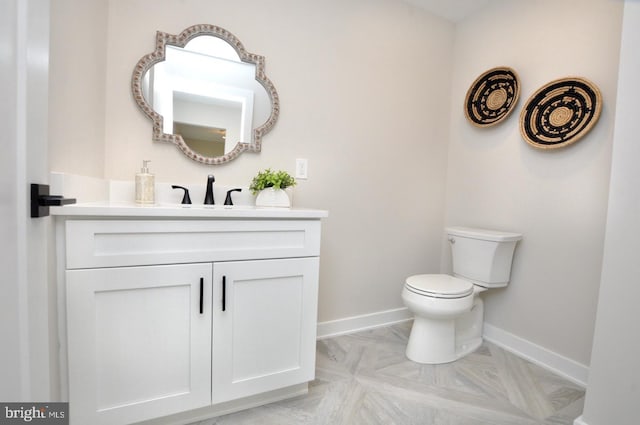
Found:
<box><xmin>249</xmin><ymin>168</ymin><xmax>297</xmax><ymax>207</ymax></box>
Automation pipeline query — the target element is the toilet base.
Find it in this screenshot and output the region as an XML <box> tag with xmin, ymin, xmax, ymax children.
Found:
<box><xmin>405</xmin><ymin>297</ymin><xmax>485</xmax><ymax>364</ymax></box>
<box><xmin>406</xmin><ymin>316</ymin><xmax>458</xmax><ymax>364</ymax></box>
<box><xmin>406</xmin><ymin>323</ymin><xmax>483</xmax><ymax>364</ymax></box>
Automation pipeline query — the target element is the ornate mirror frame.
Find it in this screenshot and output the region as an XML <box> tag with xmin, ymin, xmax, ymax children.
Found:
<box><xmin>131</xmin><ymin>24</ymin><xmax>280</xmax><ymax>165</ymax></box>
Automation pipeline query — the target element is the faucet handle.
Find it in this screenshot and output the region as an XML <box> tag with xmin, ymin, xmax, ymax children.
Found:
<box><xmin>171</xmin><ymin>185</ymin><xmax>192</xmax><ymax>205</ymax></box>
<box><xmin>224</xmin><ymin>188</ymin><xmax>242</xmax><ymax>206</ymax></box>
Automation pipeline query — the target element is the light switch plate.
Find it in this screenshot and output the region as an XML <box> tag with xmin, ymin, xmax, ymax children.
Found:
<box><xmin>295</xmin><ymin>158</ymin><xmax>308</xmax><ymax>179</ymax></box>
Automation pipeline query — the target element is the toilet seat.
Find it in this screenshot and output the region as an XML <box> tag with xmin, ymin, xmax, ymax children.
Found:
<box><xmin>405</xmin><ymin>274</ymin><xmax>474</xmax><ymax>299</ymax></box>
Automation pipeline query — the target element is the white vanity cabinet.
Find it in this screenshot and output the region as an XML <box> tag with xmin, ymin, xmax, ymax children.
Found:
<box><xmin>212</xmin><ymin>258</ymin><xmax>318</xmax><ymax>404</ymax></box>
<box><xmin>55</xmin><ymin>212</ymin><xmax>325</xmax><ymax>425</ymax></box>
<box><xmin>66</xmin><ymin>263</ymin><xmax>213</xmax><ymax>425</ymax></box>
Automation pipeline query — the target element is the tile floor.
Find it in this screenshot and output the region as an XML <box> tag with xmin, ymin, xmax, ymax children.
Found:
<box><xmin>192</xmin><ymin>322</ymin><xmax>584</xmax><ymax>425</ymax></box>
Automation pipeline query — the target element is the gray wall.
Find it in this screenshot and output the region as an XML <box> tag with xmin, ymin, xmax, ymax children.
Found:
<box><xmin>49</xmin><ymin>0</ymin><xmax>625</xmax><ymax>370</ymax></box>
<box><xmin>444</xmin><ymin>0</ymin><xmax>623</xmax><ymax>366</ymax></box>
<box><xmin>49</xmin><ymin>0</ymin><xmax>454</xmax><ymax>323</ymax></box>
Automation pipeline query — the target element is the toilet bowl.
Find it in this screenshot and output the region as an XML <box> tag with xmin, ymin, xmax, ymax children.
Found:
<box><xmin>403</xmin><ymin>227</ymin><xmax>521</xmax><ymax>364</ymax></box>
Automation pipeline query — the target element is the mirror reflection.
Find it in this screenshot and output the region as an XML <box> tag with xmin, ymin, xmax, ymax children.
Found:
<box><xmin>132</xmin><ymin>24</ymin><xmax>279</xmax><ymax>165</ymax></box>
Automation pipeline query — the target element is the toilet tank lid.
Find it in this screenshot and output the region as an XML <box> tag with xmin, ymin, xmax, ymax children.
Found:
<box><xmin>446</xmin><ymin>226</ymin><xmax>522</xmax><ymax>242</ymax></box>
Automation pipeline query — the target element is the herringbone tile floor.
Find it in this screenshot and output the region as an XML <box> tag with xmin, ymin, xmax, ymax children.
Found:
<box><xmin>193</xmin><ymin>321</ymin><xmax>584</xmax><ymax>425</ymax></box>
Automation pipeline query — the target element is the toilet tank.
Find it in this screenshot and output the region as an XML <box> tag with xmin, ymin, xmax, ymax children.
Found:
<box><xmin>447</xmin><ymin>226</ymin><xmax>522</xmax><ymax>288</ymax></box>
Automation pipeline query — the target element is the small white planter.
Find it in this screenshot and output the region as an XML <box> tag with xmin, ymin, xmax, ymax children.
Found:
<box><xmin>255</xmin><ymin>187</ymin><xmax>291</xmax><ymax>208</ymax></box>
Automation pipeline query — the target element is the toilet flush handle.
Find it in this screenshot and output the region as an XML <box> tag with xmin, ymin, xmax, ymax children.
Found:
<box><xmin>448</xmin><ymin>237</ymin><xmax>456</xmax><ymax>244</ymax></box>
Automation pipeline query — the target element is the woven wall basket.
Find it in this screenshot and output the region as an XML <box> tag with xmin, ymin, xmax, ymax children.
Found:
<box><xmin>464</xmin><ymin>67</ymin><xmax>520</xmax><ymax>127</ymax></box>
<box><xmin>520</xmin><ymin>77</ymin><xmax>602</xmax><ymax>149</ymax></box>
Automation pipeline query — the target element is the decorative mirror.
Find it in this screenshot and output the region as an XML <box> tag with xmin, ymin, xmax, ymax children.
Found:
<box><xmin>131</xmin><ymin>24</ymin><xmax>279</xmax><ymax>164</ymax></box>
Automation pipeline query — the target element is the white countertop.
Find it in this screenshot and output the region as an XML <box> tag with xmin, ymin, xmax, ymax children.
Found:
<box><xmin>51</xmin><ymin>202</ymin><xmax>328</xmax><ymax>219</ymax></box>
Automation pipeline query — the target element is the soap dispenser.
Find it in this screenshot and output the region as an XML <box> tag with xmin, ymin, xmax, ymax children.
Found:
<box><xmin>135</xmin><ymin>160</ymin><xmax>155</xmax><ymax>205</ymax></box>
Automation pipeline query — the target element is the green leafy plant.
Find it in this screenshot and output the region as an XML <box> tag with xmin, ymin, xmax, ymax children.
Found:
<box><xmin>249</xmin><ymin>168</ymin><xmax>297</xmax><ymax>195</ymax></box>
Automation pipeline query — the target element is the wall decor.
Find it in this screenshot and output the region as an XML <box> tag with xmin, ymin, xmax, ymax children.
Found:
<box><xmin>131</xmin><ymin>24</ymin><xmax>279</xmax><ymax>165</ymax></box>
<box><xmin>520</xmin><ymin>77</ymin><xmax>602</xmax><ymax>149</ymax></box>
<box><xmin>464</xmin><ymin>67</ymin><xmax>520</xmax><ymax>127</ymax></box>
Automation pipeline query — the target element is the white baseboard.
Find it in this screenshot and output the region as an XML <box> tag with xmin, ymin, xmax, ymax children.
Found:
<box><xmin>483</xmin><ymin>323</ymin><xmax>589</xmax><ymax>387</ymax></box>
<box><xmin>573</xmin><ymin>415</ymin><xmax>588</xmax><ymax>425</ymax></box>
<box><xmin>316</xmin><ymin>307</ymin><xmax>412</xmax><ymax>339</ymax></box>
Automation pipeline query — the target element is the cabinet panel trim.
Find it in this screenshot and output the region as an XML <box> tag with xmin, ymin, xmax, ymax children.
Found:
<box><xmin>65</xmin><ymin>219</ymin><xmax>321</xmax><ymax>269</ymax></box>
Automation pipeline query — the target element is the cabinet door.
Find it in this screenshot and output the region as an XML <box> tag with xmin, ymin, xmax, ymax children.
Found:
<box><xmin>66</xmin><ymin>263</ymin><xmax>212</xmax><ymax>425</ymax></box>
<box><xmin>212</xmin><ymin>258</ymin><xmax>319</xmax><ymax>404</ymax></box>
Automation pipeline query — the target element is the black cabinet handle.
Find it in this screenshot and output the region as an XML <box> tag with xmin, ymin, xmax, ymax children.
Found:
<box><xmin>222</xmin><ymin>276</ymin><xmax>226</xmax><ymax>312</ymax></box>
<box><xmin>199</xmin><ymin>278</ymin><xmax>204</xmax><ymax>315</ymax></box>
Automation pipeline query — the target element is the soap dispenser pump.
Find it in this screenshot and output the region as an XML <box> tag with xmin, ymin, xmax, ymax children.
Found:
<box><xmin>135</xmin><ymin>160</ymin><xmax>155</xmax><ymax>205</ymax></box>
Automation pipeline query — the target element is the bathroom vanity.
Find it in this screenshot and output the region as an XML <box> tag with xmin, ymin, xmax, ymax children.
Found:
<box><xmin>53</xmin><ymin>204</ymin><xmax>327</xmax><ymax>425</ymax></box>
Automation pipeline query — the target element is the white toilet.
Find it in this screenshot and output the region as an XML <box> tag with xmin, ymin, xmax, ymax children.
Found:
<box><xmin>402</xmin><ymin>226</ymin><xmax>522</xmax><ymax>364</ymax></box>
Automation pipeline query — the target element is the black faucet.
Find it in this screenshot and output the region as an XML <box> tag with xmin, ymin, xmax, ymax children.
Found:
<box><xmin>204</xmin><ymin>175</ymin><xmax>215</xmax><ymax>205</ymax></box>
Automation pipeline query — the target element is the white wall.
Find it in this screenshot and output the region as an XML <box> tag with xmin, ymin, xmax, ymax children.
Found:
<box><xmin>49</xmin><ymin>0</ymin><xmax>108</xmax><ymax>178</ymax></box>
<box><xmin>445</xmin><ymin>0</ymin><xmax>623</xmax><ymax>366</ymax></box>
<box><xmin>579</xmin><ymin>2</ymin><xmax>640</xmax><ymax>423</ymax></box>
<box><xmin>50</xmin><ymin>0</ymin><xmax>455</xmax><ymax>322</ymax></box>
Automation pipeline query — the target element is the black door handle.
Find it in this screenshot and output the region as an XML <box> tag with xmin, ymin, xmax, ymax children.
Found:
<box><xmin>30</xmin><ymin>183</ymin><xmax>76</xmax><ymax>218</ymax></box>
